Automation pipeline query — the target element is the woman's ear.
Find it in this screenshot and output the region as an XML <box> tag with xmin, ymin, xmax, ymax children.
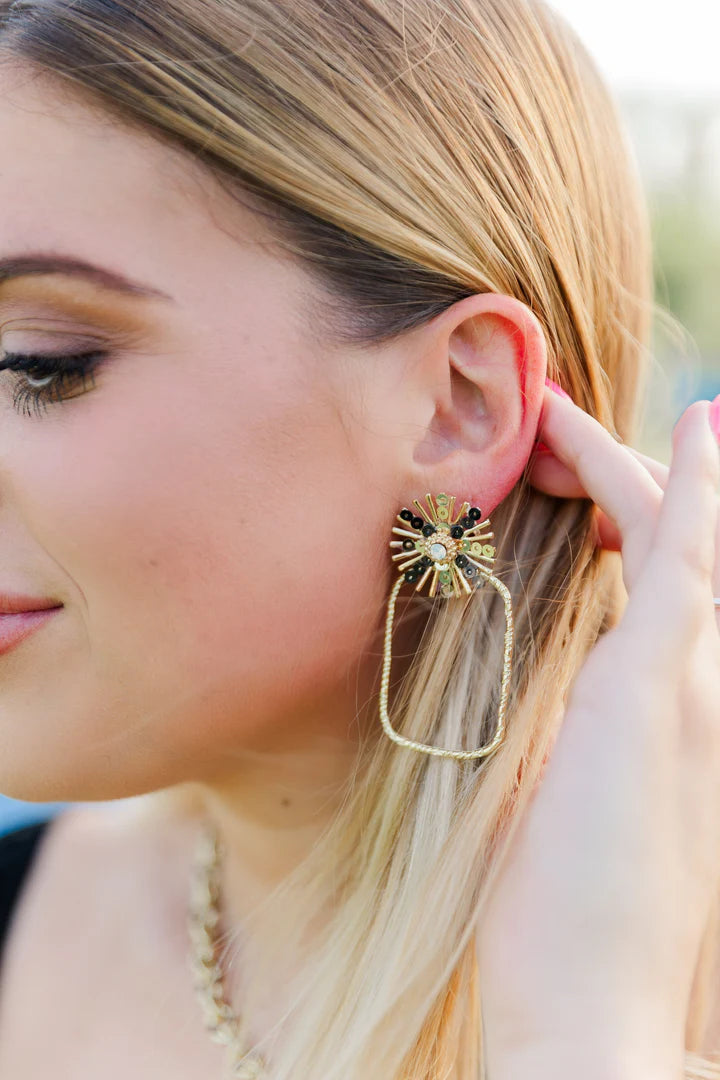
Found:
<box><xmin>408</xmin><ymin>292</ymin><xmax>548</xmax><ymax>515</ymax></box>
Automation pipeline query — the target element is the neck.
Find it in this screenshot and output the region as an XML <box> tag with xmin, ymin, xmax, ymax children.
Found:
<box><xmin>140</xmin><ymin>595</ymin><xmax>426</xmax><ymax>1052</ymax></box>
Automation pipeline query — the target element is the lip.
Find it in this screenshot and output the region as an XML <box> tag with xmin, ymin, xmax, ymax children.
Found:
<box><xmin>0</xmin><ymin>592</ymin><xmax>62</xmax><ymax>614</ymax></box>
<box><xmin>0</xmin><ymin>607</ymin><xmax>62</xmax><ymax>655</ymax></box>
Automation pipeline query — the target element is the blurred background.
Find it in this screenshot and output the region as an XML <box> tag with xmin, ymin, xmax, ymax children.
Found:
<box><xmin>2</xmin><ymin>0</ymin><xmax>719</xmax><ymax>835</ymax></box>
<box><xmin>550</xmin><ymin>0</ymin><xmax>720</xmax><ymax>461</ymax></box>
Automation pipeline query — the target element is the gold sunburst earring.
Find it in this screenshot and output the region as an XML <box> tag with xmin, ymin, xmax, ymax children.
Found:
<box><xmin>380</xmin><ymin>492</ymin><xmax>514</xmax><ymax>761</ymax></box>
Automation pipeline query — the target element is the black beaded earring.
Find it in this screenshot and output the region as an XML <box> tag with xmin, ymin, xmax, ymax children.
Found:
<box><xmin>379</xmin><ymin>493</ymin><xmax>514</xmax><ymax>760</ymax></box>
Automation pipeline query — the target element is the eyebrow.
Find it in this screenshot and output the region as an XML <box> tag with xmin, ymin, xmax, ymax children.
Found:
<box><xmin>0</xmin><ymin>254</ymin><xmax>174</xmax><ymax>301</ymax></box>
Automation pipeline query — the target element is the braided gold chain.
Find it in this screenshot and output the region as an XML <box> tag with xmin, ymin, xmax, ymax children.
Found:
<box><xmin>186</xmin><ymin>818</ymin><xmax>268</xmax><ymax>1078</ymax></box>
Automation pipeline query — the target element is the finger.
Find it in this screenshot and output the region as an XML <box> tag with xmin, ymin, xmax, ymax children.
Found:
<box><xmin>623</xmin><ymin>439</ymin><xmax>719</xmax><ymax>597</ymax></box>
<box><xmin>628</xmin><ymin>400</ymin><xmax>720</xmax><ymax>642</ymax></box>
<box><xmin>529</xmin><ymin>443</ymin><xmax>669</xmax><ymax>500</ymax></box>
<box><xmin>631</xmin><ymin>448</ymin><xmax>670</xmax><ymax>489</ymax></box>
<box><xmin>536</xmin><ymin>388</ymin><xmax>663</xmax><ymax>566</ymax></box>
<box><xmin>530</xmin><ymin>433</ymin><xmax>720</xmax><ymax>578</ymax></box>
<box><xmin>528</xmin><ymin>442</ymin><xmax>669</xmax><ymax>552</ymax></box>
<box><xmin>594</xmin><ymin>507</ymin><xmax>622</xmax><ymax>552</ymax></box>
<box><xmin>531</xmin><ymin>402</ymin><xmax>720</xmax><ymax>585</ymax></box>
<box><xmin>525</xmin><ymin>451</ymin><xmax>623</xmax><ymax>548</ymax></box>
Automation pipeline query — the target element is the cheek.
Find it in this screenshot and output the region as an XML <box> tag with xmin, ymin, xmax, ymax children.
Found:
<box><xmin>9</xmin><ymin>358</ymin><xmax>389</xmax><ymax>787</ymax></box>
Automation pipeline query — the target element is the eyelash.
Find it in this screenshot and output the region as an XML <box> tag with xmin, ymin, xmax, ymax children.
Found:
<box><xmin>0</xmin><ymin>351</ymin><xmax>108</xmax><ymax>418</ymax></box>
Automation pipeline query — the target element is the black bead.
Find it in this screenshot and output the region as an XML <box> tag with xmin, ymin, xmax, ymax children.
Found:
<box><xmin>405</xmin><ymin>569</ymin><xmax>418</xmax><ymax>582</ymax></box>
<box><xmin>460</xmin><ymin>515</ymin><xmax>474</xmax><ymax>529</ymax></box>
<box><xmin>450</xmin><ymin>525</ymin><xmax>464</xmax><ymax>539</ymax></box>
<box><xmin>468</xmin><ymin>506</ymin><xmax>482</xmax><ymax>520</ymax></box>
<box><xmin>465</xmin><ymin>566</ymin><xmax>476</xmax><ymax>577</ymax></box>
<box><xmin>455</xmin><ymin>554</ymin><xmax>468</xmax><ymax>567</ymax></box>
<box><xmin>399</xmin><ymin>509</ymin><xmax>413</xmax><ymax>521</ymax></box>
<box><xmin>402</xmin><ymin>539</ymin><xmax>415</xmax><ymax>551</ymax></box>
<box><xmin>420</xmin><ymin>556</ymin><xmax>432</xmax><ymax>567</ymax></box>
<box><xmin>421</xmin><ymin>523</ymin><xmax>435</xmax><ymax>537</ymax></box>
<box><xmin>411</xmin><ymin>516</ymin><xmax>424</xmax><ymax>529</ymax></box>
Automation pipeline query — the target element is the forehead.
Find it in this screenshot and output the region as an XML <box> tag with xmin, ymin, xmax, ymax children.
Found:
<box><xmin>0</xmin><ymin>63</ymin><xmax>195</xmax><ymax>229</ymax></box>
<box><xmin>0</xmin><ymin>61</ymin><xmax>275</xmax><ymax>304</ymax></box>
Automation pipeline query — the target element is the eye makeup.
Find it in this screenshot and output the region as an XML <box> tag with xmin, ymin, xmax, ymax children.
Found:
<box><xmin>0</xmin><ymin>275</ymin><xmax>164</xmax><ymax>334</ymax></box>
<box><xmin>0</xmin><ymin>349</ymin><xmax>108</xmax><ymax>417</ymax></box>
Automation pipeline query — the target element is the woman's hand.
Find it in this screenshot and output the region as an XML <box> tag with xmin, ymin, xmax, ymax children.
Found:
<box><xmin>477</xmin><ymin>388</ymin><xmax>720</xmax><ymax>1078</ymax></box>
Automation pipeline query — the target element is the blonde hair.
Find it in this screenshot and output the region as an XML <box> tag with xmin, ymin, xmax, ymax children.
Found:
<box><xmin>3</xmin><ymin>0</ymin><xmax>718</xmax><ymax>1075</ymax></box>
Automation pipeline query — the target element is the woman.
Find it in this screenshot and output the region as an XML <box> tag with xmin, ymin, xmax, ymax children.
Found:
<box><xmin>0</xmin><ymin>0</ymin><xmax>717</xmax><ymax>1076</ymax></box>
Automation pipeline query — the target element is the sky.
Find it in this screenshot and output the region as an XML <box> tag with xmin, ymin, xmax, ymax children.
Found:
<box><xmin>547</xmin><ymin>1</ymin><xmax>720</xmax><ymax>98</ymax></box>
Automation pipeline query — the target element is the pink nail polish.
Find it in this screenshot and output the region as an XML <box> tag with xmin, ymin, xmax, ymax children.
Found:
<box><xmin>545</xmin><ymin>376</ymin><xmax>573</xmax><ymax>401</ymax></box>
<box><xmin>710</xmin><ymin>394</ymin><xmax>720</xmax><ymax>444</ymax></box>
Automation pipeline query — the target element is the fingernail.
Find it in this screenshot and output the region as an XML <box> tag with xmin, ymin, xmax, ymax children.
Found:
<box><xmin>710</xmin><ymin>394</ymin><xmax>720</xmax><ymax>444</ymax></box>
<box><xmin>545</xmin><ymin>376</ymin><xmax>573</xmax><ymax>401</ymax></box>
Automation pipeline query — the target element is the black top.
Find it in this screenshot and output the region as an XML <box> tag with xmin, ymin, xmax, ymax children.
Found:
<box><xmin>0</xmin><ymin>819</ymin><xmax>54</xmax><ymax>968</ymax></box>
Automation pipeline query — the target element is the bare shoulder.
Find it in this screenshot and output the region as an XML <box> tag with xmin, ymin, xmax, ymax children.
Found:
<box><xmin>698</xmin><ymin>918</ymin><xmax>720</xmax><ymax>1055</ymax></box>
<box><xmin>0</xmin><ymin>795</ymin><xmax>235</xmax><ymax>1078</ymax></box>
<box><xmin>0</xmin><ymin>799</ymin><xmax>200</xmax><ymax>1059</ymax></box>
<box><xmin>0</xmin><ymin>805</ymin><xmax>107</xmax><ymax>971</ymax></box>
<box><xmin>0</xmin><ymin>806</ymin><xmax>116</xmax><ymax>1062</ymax></box>
<box><xmin>0</xmin><ymin>799</ymin><xmax>188</xmax><ymax>954</ymax></box>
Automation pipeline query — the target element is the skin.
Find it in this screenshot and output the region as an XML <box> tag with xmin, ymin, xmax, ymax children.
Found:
<box><xmin>1</xmin><ymin>60</ymin><xmax>719</xmax><ymax>1075</ymax></box>
<box><xmin>0</xmin><ymin>57</ymin><xmax>547</xmax><ymax>1042</ymax></box>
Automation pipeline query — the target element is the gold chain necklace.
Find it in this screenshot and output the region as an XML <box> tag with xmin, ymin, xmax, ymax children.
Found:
<box><xmin>186</xmin><ymin>818</ymin><xmax>269</xmax><ymax>1079</ymax></box>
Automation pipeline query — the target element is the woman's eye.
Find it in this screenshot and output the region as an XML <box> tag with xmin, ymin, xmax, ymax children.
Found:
<box><xmin>0</xmin><ymin>350</ymin><xmax>108</xmax><ymax>417</ymax></box>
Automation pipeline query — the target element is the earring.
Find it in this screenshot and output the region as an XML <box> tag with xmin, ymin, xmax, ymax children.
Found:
<box><xmin>380</xmin><ymin>492</ymin><xmax>514</xmax><ymax>761</ymax></box>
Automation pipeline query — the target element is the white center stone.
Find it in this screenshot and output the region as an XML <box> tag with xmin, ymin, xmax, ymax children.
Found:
<box><xmin>429</xmin><ymin>542</ymin><xmax>447</xmax><ymax>560</ymax></box>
